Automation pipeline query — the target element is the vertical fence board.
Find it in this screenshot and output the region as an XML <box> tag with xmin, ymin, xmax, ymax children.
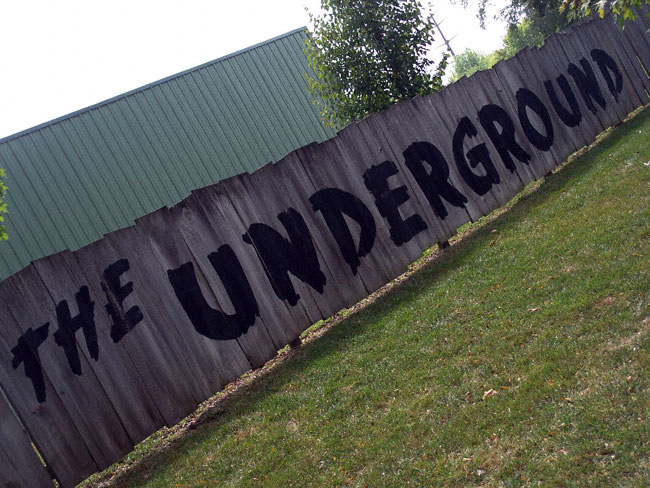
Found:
<box><xmin>355</xmin><ymin>111</ymin><xmax>447</xmax><ymax>251</ymax></box>
<box><xmin>32</xmin><ymin>250</ymin><xmax>165</xmax><ymax>445</ymax></box>
<box><xmin>73</xmin><ymin>234</ymin><xmax>199</xmax><ymax>426</ymax></box>
<box><xmin>454</xmin><ymin>69</ymin><xmax>534</xmax><ymax>199</ymax></box>
<box><xmin>491</xmin><ymin>54</ymin><xmax>556</xmax><ymax>178</ymax></box>
<box><xmin>553</xmin><ymin>24</ymin><xmax>613</xmax><ymax>137</ymax></box>
<box><xmin>338</xmin><ymin>118</ymin><xmax>431</xmax><ymax>264</ymax></box>
<box><xmin>251</xmin><ymin>158</ymin><xmax>352</xmax><ymax>319</ymax></box>
<box><xmin>137</xmin><ymin>206</ymin><xmax>271</xmax><ymax>370</ymax></box>
<box><xmin>109</xmin><ymin>214</ymin><xmax>251</xmax><ymax>404</ymax></box>
<box><xmin>300</xmin><ymin>136</ymin><xmax>406</xmax><ymax>295</ymax></box>
<box><xmin>623</xmin><ymin>11</ymin><xmax>650</xmax><ymax>72</ymax></box>
<box><xmin>460</xmin><ymin>68</ymin><xmax>539</xmax><ymax>187</ymax></box>
<box><xmin>0</xmin><ymin>270</ymin><xmax>100</xmax><ymax>487</ymax></box>
<box><xmin>191</xmin><ymin>182</ymin><xmax>305</xmax><ymax>347</ymax></box>
<box><xmin>169</xmin><ymin>194</ymin><xmax>281</xmax><ymax>365</ymax></box>
<box><xmin>361</xmin><ymin>100</ymin><xmax>468</xmax><ymax>244</ymax></box>
<box><xmin>0</xmin><ymin>392</ymin><xmax>54</xmax><ymax>487</ymax></box>
<box><xmin>504</xmin><ymin>46</ymin><xmax>576</xmax><ymax>171</ymax></box>
<box><xmin>407</xmin><ymin>93</ymin><xmax>482</xmax><ymax>226</ymax></box>
<box><xmin>0</xmin><ymin>263</ymin><xmax>132</xmax><ymax>471</ymax></box>
<box><xmin>222</xmin><ymin>171</ymin><xmax>327</xmax><ymax>325</ymax></box>
<box><xmin>595</xmin><ymin>18</ymin><xmax>649</xmax><ymax>110</ymax></box>
<box><xmin>273</xmin><ymin>149</ymin><xmax>369</xmax><ymax>312</ymax></box>
<box><xmin>540</xmin><ymin>33</ymin><xmax>595</xmax><ymax>151</ymax></box>
<box><xmin>218</xmin><ymin>174</ymin><xmax>321</xmax><ymax>328</ymax></box>
<box><xmin>601</xmin><ymin>17</ymin><xmax>650</xmax><ymax>103</ymax></box>
<box><xmin>412</xmin><ymin>85</ymin><xmax>497</xmax><ymax>220</ymax></box>
<box><xmin>574</xmin><ymin>21</ymin><xmax>632</xmax><ymax>124</ymax></box>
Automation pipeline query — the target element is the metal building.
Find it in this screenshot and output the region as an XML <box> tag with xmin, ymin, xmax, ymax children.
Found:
<box><xmin>0</xmin><ymin>27</ymin><xmax>335</xmax><ymax>281</ymax></box>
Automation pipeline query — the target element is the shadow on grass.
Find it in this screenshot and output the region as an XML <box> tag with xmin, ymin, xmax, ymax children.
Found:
<box><xmin>98</xmin><ymin>107</ymin><xmax>650</xmax><ymax>487</ymax></box>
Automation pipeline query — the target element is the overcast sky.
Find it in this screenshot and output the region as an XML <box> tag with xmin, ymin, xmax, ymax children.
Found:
<box><xmin>0</xmin><ymin>0</ymin><xmax>508</xmax><ymax>139</ymax></box>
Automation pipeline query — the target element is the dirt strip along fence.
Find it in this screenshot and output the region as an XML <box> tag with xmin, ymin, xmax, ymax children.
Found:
<box><xmin>1</xmin><ymin>11</ymin><xmax>649</xmax><ymax>487</ymax></box>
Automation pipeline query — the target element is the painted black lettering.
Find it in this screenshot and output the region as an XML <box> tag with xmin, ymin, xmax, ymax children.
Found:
<box><xmin>53</xmin><ymin>286</ymin><xmax>97</xmax><ymax>375</ymax></box>
<box><xmin>243</xmin><ymin>208</ymin><xmax>326</xmax><ymax>306</ymax></box>
<box><xmin>402</xmin><ymin>141</ymin><xmax>467</xmax><ymax>220</ymax></box>
<box><xmin>363</xmin><ymin>160</ymin><xmax>427</xmax><ymax>246</ymax></box>
<box><xmin>516</xmin><ymin>88</ymin><xmax>554</xmax><ymax>151</ymax></box>
<box><xmin>591</xmin><ymin>49</ymin><xmax>623</xmax><ymax>102</ymax></box>
<box><xmin>568</xmin><ymin>58</ymin><xmax>606</xmax><ymax>114</ymax></box>
<box><xmin>11</xmin><ymin>324</ymin><xmax>50</xmax><ymax>403</ymax></box>
<box><xmin>309</xmin><ymin>188</ymin><xmax>376</xmax><ymax>276</ymax></box>
<box><xmin>101</xmin><ymin>259</ymin><xmax>143</xmax><ymax>343</ymax></box>
<box><xmin>544</xmin><ymin>75</ymin><xmax>582</xmax><ymax>127</ymax></box>
<box><xmin>478</xmin><ymin>104</ymin><xmax>531</xmax><ymax>172</ymax></box>
<box><xmin>167</xmin><ymin>245</ymin><xmax>259</xmax><ymax>340</ymax></box>
<box><xmin>453</xmin><ymin>116</ymin><xmax>500</xmax><ymax>195</ymax></box>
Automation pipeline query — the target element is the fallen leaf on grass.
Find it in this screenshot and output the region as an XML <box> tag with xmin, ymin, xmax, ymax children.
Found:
<box><xmin>483</xmin><ymin>389</ymin><xmax>496</xmax><ymax>399</ymax></box>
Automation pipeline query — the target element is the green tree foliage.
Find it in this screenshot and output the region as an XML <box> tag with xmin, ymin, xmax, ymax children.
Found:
<box><xmin>562</xmin><ymin>0</ymin><xmax>650</xmax><ymax>25</ymax></box>
<box><xmin>449</xmin><ymin>10</ymin><xmax>570</xmax><ymax>83</ymax></box>
<box><xmin>449</xmin><ymin>49</ymin><xmax>493</xmax><ymax>83</ymax></box>
<box><xmin>461</xmin><ymin>0</ymin><xmax>649</xmax><ymax>28</ymax></box>
<box><xmin>304</xmin><ymin>0</ymin><xmax>449</xmax><ymax>128</ymax></box>
<box><xmin>500</xmin><ymin>10</ymin><xmax>571</xmax><ymax>55</ymax></box>
<box><xmin>0</xmin><ymin>169</ymin><xmax>7</xmax><ymax>241</ymax></box>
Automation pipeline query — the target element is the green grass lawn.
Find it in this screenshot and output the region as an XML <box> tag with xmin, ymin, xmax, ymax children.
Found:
<box><xmin>86</xmin><ymin>108</ymin><xmax>650</xmax><ymax>488</ymax></box>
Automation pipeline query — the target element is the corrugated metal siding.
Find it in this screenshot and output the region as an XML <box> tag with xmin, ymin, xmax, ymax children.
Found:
<box><xmin>0</xmin><ymin>28</ymin><xmax>335</xmax><ymax>280</ymax></box>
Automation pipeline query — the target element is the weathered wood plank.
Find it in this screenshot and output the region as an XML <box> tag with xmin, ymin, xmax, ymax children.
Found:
<box><xmin>623</xmin><ymin>11</ymin><xmax>650</xmax><ymax>73</ymax></box>
<box><xmin>249</xmin><ymin>161</ymin><xmax>351</xmax><ymax>320</ymax></box>
<box><xmin>138</xmin><ymin>205</ymin><xmax>271</xmax><ymax>369</ymax></box>
<box><xmin>3</xmin><ymin>262</ymin><xmax>132</xmax><ymax>470</ymax></box>
<box><xmin>169</xmin><ymin>194</ymin><xmax>280</xmax><ymax>366</ymax></box>
<box><xmin>116</xmin><ymin>211</ymin><xmax>252</xmax><ymax>401</ymax></box>
<box><xmin>450</xmin><ymin>70</ymin><xmax>540</xmax><ymax>198</ymax></box>
<box><xmin>413</xmin><ymin>82</ymin><xmax>498</xmax><ymax>220</ymax></box>
<box><xmin>551</xmin><ymin>23</ymin><xmax>611</xmax><ymax>138</ymax></box>
<box><xmin>501</xmin><ymin>45</ymin><xmax>578</xmax><ymax>171</ymax></box>
<box><xmin>0</xmin><ymin>391</ymin><xmax>54</xmax><ymax>487</ymax></box>
<box><xmin>73</xmin><ymin>233</ymin><xmax>198</xmax><ymax>427</ymax></box>
<box><xmin>339</xmin><ymin>116</ymin><xmax>434</xmax><ymax>263</ymax></box>
<box><xmin>252</xmin><ymin>157</ymin><xmax>355</xmax><ymax>319</ymax></box>
<box><xmin>491</xmin><ymin>52</ymin><xmax>556</xmax><ymax>178</ymax></box>
<box><xmin>360</xmin><ymin>99</ymin><xmax>469</xmax><ymax>244</ymax></box>
<box><xmin>220</xmin><ymin>171</ymin><xmax>326</xmax><ymax>325</ymax></box>
<box><xmin>600</xmin><ymin>17</ymin><xmax>650</xmax><ymax>104</ymax></box>
<box><xmin>190</xmin><ymin>181</ymin><xmax>307</xmax><ymax>348</ymax></box>
<box><xmin>593</xmin><ymin>18</ymin><xmax>649</xmax><ymax>111</ymax></box>
<box><xmin>272</xmin><ymin>149</ymin><xmax>369</xmax><ymax>313</ymax></box>
<box><xmin>540</xmin><ymin>32</ymin><xmax>596</xmax><ymax>151</ymax></box>
<box><xmin>301</xmin><ymin>134</ymin><xmax>409</xmax><ymax>295</ymax></box>
<box><xmin>572</xmin><ymin>21</ymin><xmax>630</xmax><ymax>125</ymax></box>
<box><xmin>32</xmin><ymin>250</ymin><xmax>165</xmax><ymax>446</ymax></box>
<box><xmin>470</xmin><ymin>68</ymin><xmax>539</xmax><ymax>185</ymax></box>
<box><xmin>0</xmin><ymin>268</ymin><xmax>100</xmax><ymax>487</ymax></box>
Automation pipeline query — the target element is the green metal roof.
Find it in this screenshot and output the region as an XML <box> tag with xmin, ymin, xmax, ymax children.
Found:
<box><xmin>0</xmin><ymin>27</ymin><xmax>335</xmax><ymax>280</ymax></box>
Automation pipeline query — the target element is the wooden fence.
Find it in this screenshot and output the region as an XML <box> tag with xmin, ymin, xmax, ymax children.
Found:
<box><xmin>1</xmin><ymin>11</ymin><xmax>649</xmax><ymax>487</ymax></box>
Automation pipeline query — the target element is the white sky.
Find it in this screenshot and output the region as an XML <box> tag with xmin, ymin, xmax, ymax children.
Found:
<box><xmin>0</xmin><ymin>0</ymin><xmax>508</xmax><ymax>139</ymax></box>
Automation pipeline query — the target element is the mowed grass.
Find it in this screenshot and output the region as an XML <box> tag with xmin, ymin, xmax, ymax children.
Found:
<box><xmin>89</xmin><ymin>108</ymin><xmax>650</xmax><ymax>488</ymax></box>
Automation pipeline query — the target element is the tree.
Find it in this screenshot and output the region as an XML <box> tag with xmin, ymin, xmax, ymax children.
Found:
<box><xmin>449</xmin><ymin>10</ymin><xmax>570</xmax><ymax>84</ymax></box>
<box><xmin>461</xmin><ymin>0</ymin><xmax>649</xmax><ymax>29</ymax></box>
<box><xmin>304</xmin><ymin>0</ymin><xmax>449</xmax><ymax>129</ymax></box>
<box><xmin>0</xmin><ymin>169</ymin><xmax>7</xmax><ymax>241</ymax></box>
<box><xmin>449</xmin><ymin>49</ymin><xmax>492</xmax><ymax>83</ymax></box>
<box><xmin>562</xmin><ymin>0</ymin><xmax>650</xmax><ymax>25</ymax></box>
<box><xmin>499</xmin><ymin>10</ymin><xmax>571</xmax><ymax>55</ymax></box>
